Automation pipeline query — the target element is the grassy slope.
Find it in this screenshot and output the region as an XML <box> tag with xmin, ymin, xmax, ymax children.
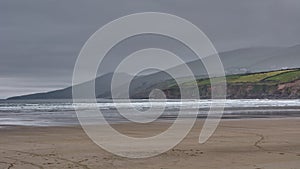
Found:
<box><xmin>192</xmin><ymin>69</ymin><xmax>300</xmax><ymax>86</ymax></box>
<box><xmin>130</xmin><ymin>68</ymin><xmax>300</xmax><ymax>99</ymax></box>
<box><xmin>151</xmin><ymin>68</ymin><xmax>300</xmax><ymax>99</ymax></box>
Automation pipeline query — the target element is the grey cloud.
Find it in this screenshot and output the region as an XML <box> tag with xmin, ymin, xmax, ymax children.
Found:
<box><xmin>1</xmin><ymin>0</ymin><xmax>300</xmax><ymax>98</ymax></box>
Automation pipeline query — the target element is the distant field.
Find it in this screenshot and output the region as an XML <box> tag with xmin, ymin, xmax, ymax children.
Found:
<box><xmin>263</xmin><ymin>69</ymin><xmax>300</xmax><ymax>83</ymax></box>
<box><xmin>156</xmin><ymin>68</ymin><xmax>300</xmax><ymax>99</ymax></box>
<box><xmin>179</xmin><ymin>68</ymin><xmax>300</xmax><ymax>87</ymax></box>
<box><xmin>228</xmin><ymin>70</ymin><xmax>292</xmax><ymax>83</ymax></box>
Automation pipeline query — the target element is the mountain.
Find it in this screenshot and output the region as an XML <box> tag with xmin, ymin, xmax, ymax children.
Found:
<box><xmin>251</xmin><ymin>44</ymin><xmax>300</xmax><ymax>72</ymax></box>
<box><xmin>7</xmin><ymin>72</ymin><xmax>132</xmax><ymax>100</ymax></box>
<box><xmin>7</xmin><ymin>45</ymin><xmax>300</xmax><ymax>100</ymax></box>
<box><xmin>145</xmin><ymin>46</ymin><xmax>283</xmax><ymax>78</ymax></box>
<box><xmin>97</xmin><ymin>46</ymin><xmax>299</xmax><ymax>98</ymax></box>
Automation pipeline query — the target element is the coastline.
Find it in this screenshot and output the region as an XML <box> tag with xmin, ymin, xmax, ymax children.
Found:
<box><xmin>0</xmin><ymin>118</ymin><xmax>299</xmax><ymax>169</ymax></box>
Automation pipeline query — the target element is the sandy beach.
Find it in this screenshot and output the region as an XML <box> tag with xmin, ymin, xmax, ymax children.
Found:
<box><xmin>0</xmin><ymin>118</ymin><xmax>299</xmax><ymax>169</ymax></box>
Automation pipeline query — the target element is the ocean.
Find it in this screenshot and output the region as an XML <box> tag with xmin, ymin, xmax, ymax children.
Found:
<box><xmin>0</xmin><ymin>99</ymin><xmax>300</xmax><ymax>126</ymax></box>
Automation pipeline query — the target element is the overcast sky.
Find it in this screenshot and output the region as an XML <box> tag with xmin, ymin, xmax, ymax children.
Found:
<box><xmin>1</xmin><ymin>0</ymin><xmax>300</xmax><ymax>99</ymax></box>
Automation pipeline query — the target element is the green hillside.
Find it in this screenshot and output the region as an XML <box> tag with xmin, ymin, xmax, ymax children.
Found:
<box><xmin>183</xmin><ymin>69</ymin><xmax>300</xmax><ymax>86</ymax></box>
<box><xmin>133</xmin><ymin>68</ymin><xmax>300</xmax><ymax>99</ymax></box>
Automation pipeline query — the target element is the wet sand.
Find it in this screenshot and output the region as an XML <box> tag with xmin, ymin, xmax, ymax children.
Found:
<box><xmin>0</xmin><ymin>118</ymin><xmax>299</xmax><ymax>169</ymax></box>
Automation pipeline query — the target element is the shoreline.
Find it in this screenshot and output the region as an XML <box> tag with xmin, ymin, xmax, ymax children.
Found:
<box><xmin>1</xmin><ymin>115</ymin><xmax>300</xmax><ymax>129</ymax></box>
